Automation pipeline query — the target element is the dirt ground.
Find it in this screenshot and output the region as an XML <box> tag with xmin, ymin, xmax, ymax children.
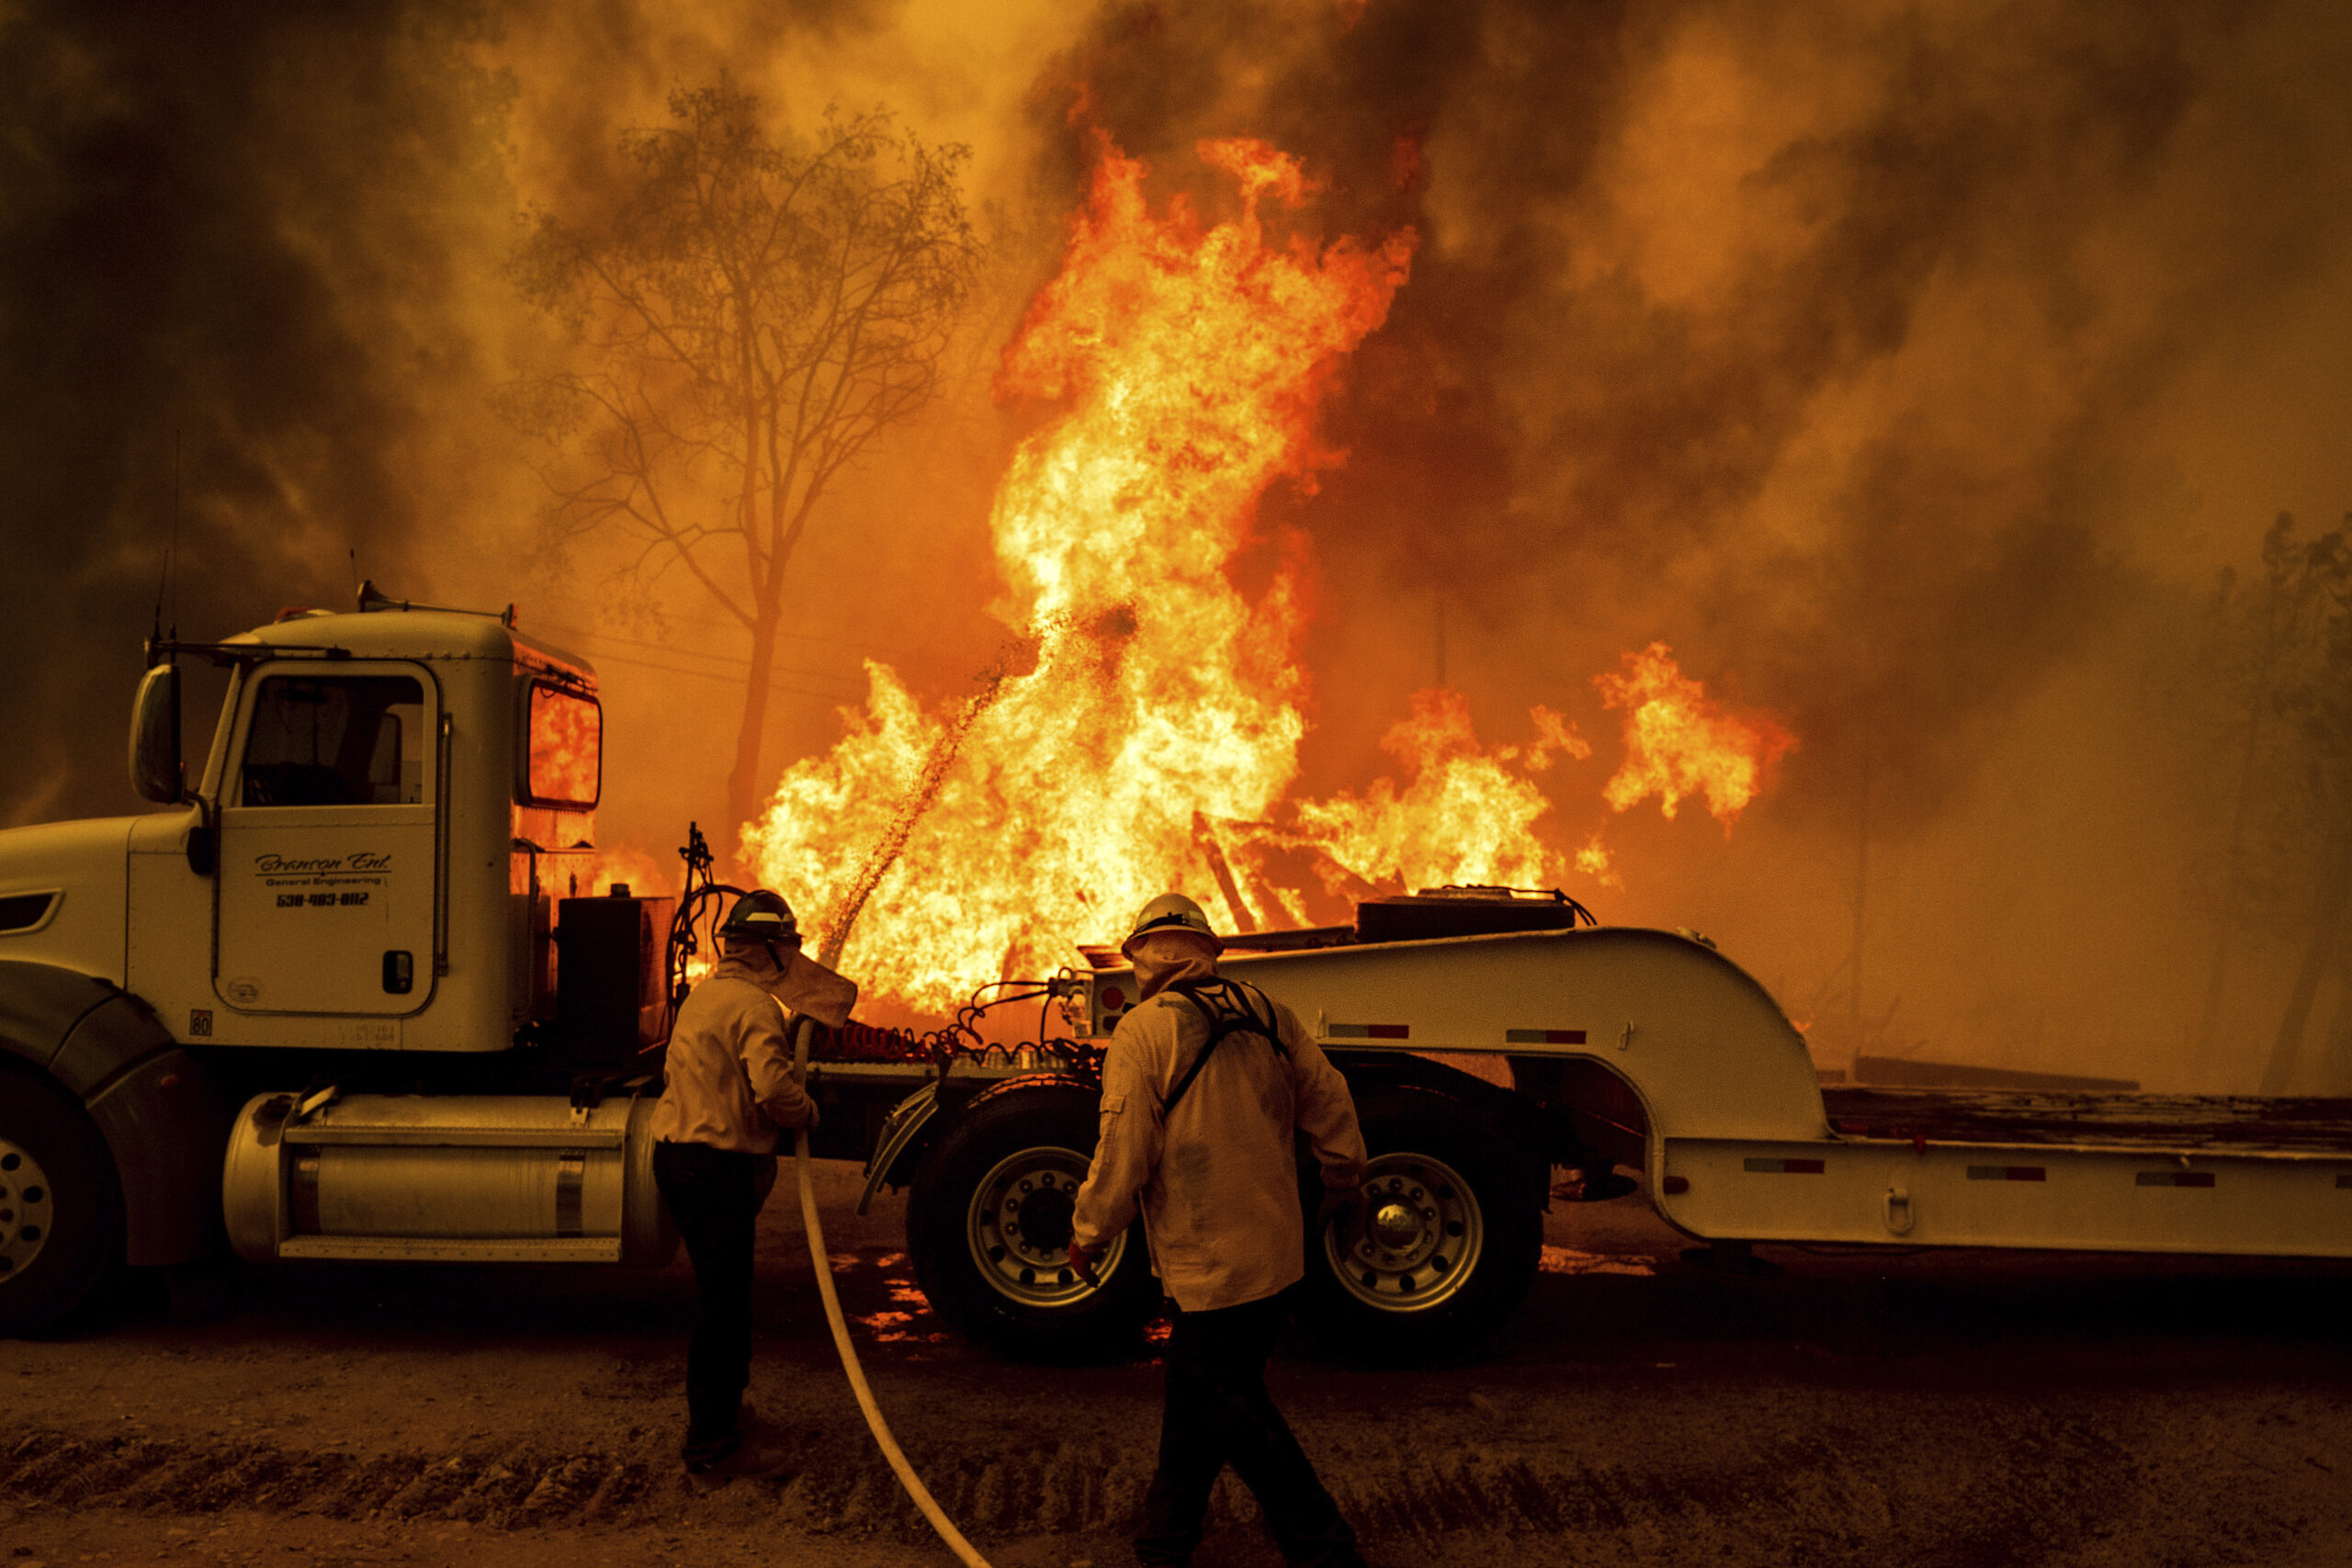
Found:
<box><xmin>6</xmin><ymin>1163</ymin><xmax>2352</xmax><ymax>1568</ymax></box>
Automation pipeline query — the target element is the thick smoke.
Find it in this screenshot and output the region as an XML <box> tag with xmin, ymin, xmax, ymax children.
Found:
<box><xmin>1026</xmin><ymin>0</ymin><xmax>2352</xmax><ymax>821</ymax></box>
<box><xmin>0</xmin><ymin>1</ymin><xmax>533</xmax><ymax>825</ymax></box>
<box><xmin>1016</xmin><ymin>0</ymin><xmax>2352</xmax><ymax>1086</ymax></box>
<box><xmin>0</xmin><ymin>0</ymin><xmax>1008</xmax><ymax>836</ymax></box>
<box><xmin>8</xmin><ymin>0</ymin><xmax>2352</xmax><ymax>1087</ymax></box>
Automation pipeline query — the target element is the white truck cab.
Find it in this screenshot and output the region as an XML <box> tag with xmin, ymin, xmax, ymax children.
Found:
<box><xmin>114</xmin><ymin>606</ymin><xmax>603</xmax><ymax>1053</ymax></box>
<box><xmin>0</xmin><ymin>592</ymin><xmax>673</xmax><ymax>1334</ymax></box>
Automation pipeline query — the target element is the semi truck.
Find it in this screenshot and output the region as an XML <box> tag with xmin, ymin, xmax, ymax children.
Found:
<box><xmin>4</xmin><ymin>591</ymin><xmax>2350</xmax><ymax>1359</ymax></box>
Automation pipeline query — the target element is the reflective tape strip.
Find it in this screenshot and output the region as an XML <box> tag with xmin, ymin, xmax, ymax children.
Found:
<box><xmin>1967</xmin><ymin>1166</ymin><xmax>2047</xmax><ymax>1181</ymax></box>
<box><xmin>1743</xmin><ymin>1157</ymin><xmax>1826</xmax><ymax>1174</ymax></box>
<box><xmin>555</xmin><ymin>1153</ymin><xmax>587</xmax><ymax>1236</ymax></box>
<box><xmin>1326</xmin><ymin>1023</ymin><xmax>1410</xmax><ymax>1040</ymax></box>
<box><xmin>1505</xmin><ymin>1029</ymin><xmax>1588</xmax><ymax>1044</ymax></box>
<box><xmin>2135</xmin><ymin>1171</ymin><xmax>2215</xmax><ymax>1188</ymax></box>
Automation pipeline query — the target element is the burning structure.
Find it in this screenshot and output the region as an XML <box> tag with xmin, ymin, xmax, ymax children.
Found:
<box><xmin>742</xmin><ymin>133</ymin><xmax>1792</xmax><ymax>1012</ymax></box>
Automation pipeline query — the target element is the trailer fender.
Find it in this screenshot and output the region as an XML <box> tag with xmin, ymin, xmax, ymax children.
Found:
<box><xmin>858</xmin><ymin>1081</ymin><xmax>940</xmax><ymax>1215</ymax></box>
<box><xmin>1330</xmin><ymin>1052</ymin><xmax>1573</xmax><ymax>1195</ymax></box>
<box><xmin>0</xmin><ymin>961</ymin><xmax>231</xmax><ymax>1267</ymax></box>
<box><xmin>856</xmin><ymin>1071</ymin><xmax>1097</xmax><ymax>1216</ymax></box>
<box><xmin>1511</xmin><ymin>1055</ymin><xmax>1651</xmax><ymax>1176</ymax></box>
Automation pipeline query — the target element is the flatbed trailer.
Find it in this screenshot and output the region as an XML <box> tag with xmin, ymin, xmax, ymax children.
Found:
<box><xmin>8</xmin><ymin>590</ymin><xmax>2345</xmax><ymax>1359</ymax></box>
<box><xmin>791</xmin><ymin>919</ymin><xmax>2352</xmax><ymax>1362</ymax></box>
<box><xmin>1168</xmin><ymin>926</ymin><xmax>2352</xmax><ymax>1262</ymax></box>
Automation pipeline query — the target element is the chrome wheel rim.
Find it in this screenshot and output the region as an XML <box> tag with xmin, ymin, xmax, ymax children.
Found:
<box><xmin>966</xmin><ymin>1145</ymin><xmax>1125</xmax><ymax>1306</ymax></box>
<box><xmin>1325</xmin><ymin>1152</ymin><xmax>1482</xmax><ymax>1313</ymax></box>
<box><xmin>0</xmin><ymin>1138</ymin><xmax>55</xmax><ymax>1282</ymax></box>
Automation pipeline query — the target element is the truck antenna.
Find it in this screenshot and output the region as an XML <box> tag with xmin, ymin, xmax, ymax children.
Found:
<box><xmin>151</xmin><ymin>425</ymin><xmax>182</xmax><ymax>652</ymax></box>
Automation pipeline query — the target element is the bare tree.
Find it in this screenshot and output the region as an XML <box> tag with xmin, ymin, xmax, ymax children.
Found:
<box><xmin>509</xmin><ymin>84</ymin><xmax>978</xmax><ymax>841</ymax></box>
<box><xmin>2256</xmin><ymin>518</ymin><xmax>2352</xmax><ymax>1091</ymax></box>
<box><xmin>2186</xmin><ymin>512</ymin><xmax>2352</xmax><ymax>1090</ymax></box>
<box><xmin>2188</xmin><ymin>514</ymin><xmax>2333</xmax><ymax>1076</ymax></box>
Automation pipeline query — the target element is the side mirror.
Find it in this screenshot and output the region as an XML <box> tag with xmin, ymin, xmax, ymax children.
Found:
<box><xmin>129</xmin><ymin>663</ymin><xmax>184</xmax><ymax>804</ymax></box>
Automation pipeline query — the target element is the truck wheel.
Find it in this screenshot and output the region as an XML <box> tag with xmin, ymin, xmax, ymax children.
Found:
<box><xmin>907</xmin><ymin>1084</ymin><xmax>1159</xmax><ymax>1360</ymax></box>
<box><xmin>0</xmin><ymin>1070</ymin><xmax>124</xmax><ymax>1337</ymax></box>
<box><xmin>1293</xmin><ymin>1086</ymin><xmax>1541</xmax><ymax>1363</ymax></box>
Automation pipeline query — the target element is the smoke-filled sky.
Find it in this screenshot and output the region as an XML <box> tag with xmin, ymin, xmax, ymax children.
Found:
<box><xmin>6</xmin><ymin>0</ymin><xmax>2352</xmax><ymax>1089</ymax></box>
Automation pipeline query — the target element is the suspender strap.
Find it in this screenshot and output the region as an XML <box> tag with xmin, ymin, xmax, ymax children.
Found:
<box><xmin>1161</xmin><ymin>1032</ymin><xmax>1224</xmax><ymax>1118</ymax></box>
<box><xmin>1159</xmin><ymin>976</ymin><xmax>1283</xmax><ymax>1116</ymax></box>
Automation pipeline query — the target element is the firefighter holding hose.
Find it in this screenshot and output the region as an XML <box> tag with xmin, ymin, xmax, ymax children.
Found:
<box><xmin>650</xmin><ymin>887</ymin><xmax>855</xmax><ymax>1478</ymax></box>
<box><xmin>1069</xmin><ymin>893</ymin><xmax>1371</xmax><ymax>1568</ymax></box>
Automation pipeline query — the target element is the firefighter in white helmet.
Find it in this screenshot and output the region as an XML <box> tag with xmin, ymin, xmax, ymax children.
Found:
<box><xmin>1069</xmin><ymin>892</ymin><xmax>1370</xmax><ymax>1567</ymax></box>
<box><xmin>650</xmin><ymin>887</ymin><xmax>855</xmax><ymax>1479</ymax></box>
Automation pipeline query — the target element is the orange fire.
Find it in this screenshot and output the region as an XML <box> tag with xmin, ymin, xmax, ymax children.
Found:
<box><xmin>1290</xmin><ymin>691</ymin><xmax>1588</xmax><ymax>896</ymax></box>
<box><xmin>746</xmin><ymin>136</ymin><xmax>1416</xmax><ymax>1010</ymax></box>
<box><xmin>1574</xmin><ymin>832</ymin><xmax>1621</xmax><ymax>889</ymax></box>
<box><xmin>526</xmin><ymin>683</ymin><xmax>602</xmax><ymax>807</ymax></box>
<box><xmin>1595</xmin><ymin>642</ymin><xmax>1793</xmax><ymax>829</ymax></box>
<box><xmin>742</xmin><ymin>138</ymin><xmax>1792</xmax><ymax>1013</ymax></box>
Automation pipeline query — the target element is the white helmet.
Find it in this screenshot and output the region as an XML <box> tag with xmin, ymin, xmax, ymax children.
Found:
<box><xmin>1122</xmin><ymin>893</ymin><xmax>1223</xmax><ymax>960</ymax></box>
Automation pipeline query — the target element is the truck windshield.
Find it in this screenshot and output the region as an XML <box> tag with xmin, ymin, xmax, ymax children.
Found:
<box><xmin>526</xmin><ymin>682</ymin><xmax>601</xmax><ymax>807</ymax></box>
<box><xmin>241</xmin><ymin>675</ymin><xmax>427</xmax><ymax>807</ymax></box>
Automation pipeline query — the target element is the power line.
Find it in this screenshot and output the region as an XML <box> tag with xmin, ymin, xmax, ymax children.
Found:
<box><xmin>531</xmin><ymin>623</ymin><xmax>864</xmax><ymax>687</ymax></box>
<box><xmin>534</xmin><ymin>619</ymin><xmax>928</xmax><ymax>674</ymax></box>
<box><xmin>583</xmin><ymin>647</ymin><xmax>865</xmax><ymax>702</ymax></box>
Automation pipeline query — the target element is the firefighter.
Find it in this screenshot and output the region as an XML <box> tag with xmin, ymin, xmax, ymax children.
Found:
<box><xmin>650</xmin><ymin>887</ymin><xmax>854</xmax><ymax>1478</ymax></box>
<box><xmin>1069</xmin><ymin>893</ymin><xmax>1371</xmax><ymax>1568</ymax></box>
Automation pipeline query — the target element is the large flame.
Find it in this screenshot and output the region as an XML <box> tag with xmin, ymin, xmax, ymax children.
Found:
<box><xmin>744</xmin><ymin>137</ymin><xmax>1791</xmax><ymax>1013</ymax></box>
<box><xmin>747</xmin><ymin>137</ymin><xmax>1415</xmax><ymax>1009</ymax></box>
<box><xmin>1596</xmin><ymin>642</ymin><xmax>1794</xmax><ymax>829</ymax></box>
<box><xmin>1290</xmin><ymin>692</ymin><xmax>1589</xmax><ymax>895</ymax></box>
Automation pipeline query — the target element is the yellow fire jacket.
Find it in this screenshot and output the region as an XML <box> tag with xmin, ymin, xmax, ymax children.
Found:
<box><xmin>1070</xmin><ymin>956</ymin><xmax>1368</xmax><ymax>1312</ymax></box>
<box><xmin>650</xmin><ymin>949</ymin><xmax>855</xmax><ymax>1155</ymax></box>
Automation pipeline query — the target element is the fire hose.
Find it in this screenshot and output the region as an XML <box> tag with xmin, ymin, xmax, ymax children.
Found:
<box><xmin>792</xmin><ymin>1015</ymin><xmax>997</xmax><ymax>1568</ymax></box>
<box><xmin>717</xmin><ymin>637</ymin><xmax>1028</xmax><ymax>1564</ymax></box>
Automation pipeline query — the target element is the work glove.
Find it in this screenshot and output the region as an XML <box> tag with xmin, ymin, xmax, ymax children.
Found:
<box><xmin>1317</xmin><ymin>1182</ymin><xmax>1363</xmax><ymax>1235</ymax></box>
<box><xmin>1068</xmin><ymin>1239</ymin><xmax>1103</xmax><ymax>1287</ymax></box>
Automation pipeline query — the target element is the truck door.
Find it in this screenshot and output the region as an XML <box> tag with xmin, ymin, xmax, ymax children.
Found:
<box><xmin>215</xmin><ymin>663</ymin><xmax>440</xmax><ymax>1016</ymax></box>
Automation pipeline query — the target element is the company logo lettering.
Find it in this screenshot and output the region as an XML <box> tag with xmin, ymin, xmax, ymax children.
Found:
<box><xmin>254</xmin><ymin>852</ymin><xmax>391</xmax><ymax>874</ymax></box>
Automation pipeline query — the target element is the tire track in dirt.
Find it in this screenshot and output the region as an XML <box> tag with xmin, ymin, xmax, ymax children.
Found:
<box><xmin>3</xmin><ymin>1405</ymin><xmax>2147</xmax><ymax>1559</ymax></box>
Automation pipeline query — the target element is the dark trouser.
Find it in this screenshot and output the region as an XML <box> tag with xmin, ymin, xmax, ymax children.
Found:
<box><xmin>1136</xmin><ymin>1292</ymin><xmax>1361</xmax><ymax>1567</ymax></box>
<box><xmin>651</xmin><ymin>1140</ymin><xmax>776</xmax><ymax>1447</ymax></box>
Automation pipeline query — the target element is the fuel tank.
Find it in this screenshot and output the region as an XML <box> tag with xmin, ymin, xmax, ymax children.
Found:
<box><xmin>222</xmin><ymin>1090</ymin><xmax>677</xmax><ymax>1265</ymax></box>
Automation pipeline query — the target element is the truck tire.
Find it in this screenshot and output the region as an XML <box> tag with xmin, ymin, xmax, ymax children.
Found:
<box><xmin>907</xmin><ymin>1083</ymin><xmax>1159</xmax><ymax>1360</ymax></box>
<box><xmin>1292</xmin><ymin>1085</ymin><xmax>1541</xmax><ymax>1363</ymax></box>
<box><xmin>0</xmin><ymin>1069</ymin><xmax>125</xmax><ymax>1337</ymax></box>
